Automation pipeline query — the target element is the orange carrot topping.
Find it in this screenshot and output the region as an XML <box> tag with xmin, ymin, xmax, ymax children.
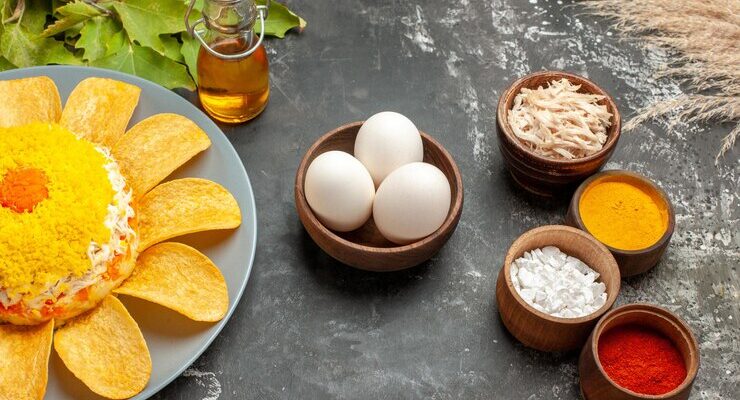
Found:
<box><xmin>0</xmin><ymin>167</ymin><xmax>49</xmax><ymax>213</ymax></box>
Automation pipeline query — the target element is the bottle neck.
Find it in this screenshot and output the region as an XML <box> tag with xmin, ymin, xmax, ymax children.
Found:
<box><xmin>202</xmin><ymin>29</ymin><xmax>257</xmax><ymax>55</ymax></box>
<box><xmin>202</xmin><ymin>0</ymin><xmax>257</xmax><ymax>35</ymax></box>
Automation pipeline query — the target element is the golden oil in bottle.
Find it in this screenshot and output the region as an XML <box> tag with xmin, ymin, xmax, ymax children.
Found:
<box><xmin>197</xmin><ymin>34</ymin><xmax>270</xmax><ymax>123</ymax></box>
<box><xmin>187</xmin><ymin>0</ymin><xmax>271</xmax><ymax>123</ymax></box>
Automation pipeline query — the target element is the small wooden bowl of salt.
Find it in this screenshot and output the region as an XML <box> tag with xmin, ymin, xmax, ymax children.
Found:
<box><xmin>496</xmin><ymin>71</ymin><xmax>621</xmax><ymax>196</ymax></box>
<box><xmin>496</xmin><ymin>225</ymin><xmax>621</xmax><ymax>352</ymax></box>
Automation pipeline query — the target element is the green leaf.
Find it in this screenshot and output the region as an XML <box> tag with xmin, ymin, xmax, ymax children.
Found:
<box><xmin>106</xmin><ymin>28</ymin><xmax>126</xmax><ymax>56</ymax></box>
<box><xmin>112</xmin><ymin>0</ymin><xmax>188</xmax><ymax>54</ymax></box>
<box><xmin>161</xmin><ymin>34</ymin><xmax>183</xmax><ymax>62</ymax></box>
<box><xmin>0</xmin><ymin>22</ymin><xmax>82</xmax><ymax>67</ymax></box>
<box><xmin>2</xmin><ymin>0</ymin><xmax>25</xmax><ymax>24</ymax></box>
<box><xmin>182</xmin><ymin>0</ymin><xmax>304</xmax><ymax>38</ymax></box>
<box><xmin>0</xmin><ymin>0</ymin><xmax>8</xmax><ymax>22</ymax></box>
<box><xmin>58</xmin><ymin>0</ymin><xmax>105</xmax><ymax>17</ymax></box>
<box><xmin>76</xmin><ymin>15</ymin><xmax>121</xmax><ymax>61</ymax></box>
<box><xmin>0</xmin><ymin>55</ymin><xmax>15</xmax><ymax>71</ymax></box>
<box><xmin>64</xmin><ymin>22</ymin><xmax>83</xmax><ymax>42</ymax></box>
<box><xmin>42</xmin><ymin>0</ymin><xmax>103</xmax><ymax>37</ymax></box>
<box><xmin>180</xmin><ymin>33</ymin><xmax>199</xmax><ymax>84</ymax></box>
<box><xmin>255</xmin><ymin>0</ymin><xmax>305</xmax><ymax>38</ymax></box>
<box><xmin>0</xmin><ymin>0</ymin><xmax>303</xmax><ymax>93</ymax></box>
<box><xmin>5</xmin><ymin>0</ymin><xmax>50</xmax><ymax>32</ymax></box>
<box><xmin>92</xmin><ymin>39</ymin><xmax>195</xmax><ymax>90</ymax></box>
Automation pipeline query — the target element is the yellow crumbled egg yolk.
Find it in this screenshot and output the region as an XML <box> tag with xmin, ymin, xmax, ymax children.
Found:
<box><xmin>0</xmin><ymin>123</ymin><xmax>114</xmax><ymax>299</ymax></box>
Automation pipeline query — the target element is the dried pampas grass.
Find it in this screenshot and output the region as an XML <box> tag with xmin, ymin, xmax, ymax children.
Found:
<box><xmin>582</xmin><ymin>0</ymin><xmax>739</xmax><ymax>163</ymax></box>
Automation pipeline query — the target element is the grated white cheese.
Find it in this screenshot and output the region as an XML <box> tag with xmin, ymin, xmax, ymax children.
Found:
<box><xmin>507</xmin><ymin>78</ymin><xmax>612</xmax><ymax>160</ymax></box>
<box><xmin>510</xmin><ymin>246</ymin><xmax>607</xmax><ymax>318</ymax></box>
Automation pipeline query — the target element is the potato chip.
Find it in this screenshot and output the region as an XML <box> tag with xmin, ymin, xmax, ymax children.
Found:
<box><xmin>113</xmin><ymin>113</ymin><xmax>211</xmax><ymax>199</ymax></box>
<box><xmin>0</xmin><ymin>77</ymin><xmax>62</xmax><ymax>127</ymax></box>
<box><xmin>54</xmin><ymin>296</ymin><xmax>151</xmax><ymax>399</ymax></box>
<box><xmin>0</xmin><ymin>320</ymin><xmax>53</xmax><ymax>400</ymax></box>
<box><xmin>137</xmin><ymin>178</ymin><xmax>241</xmax><ymax>250</ymax></box>
<box><xmin>60</xmin><ymin>77</ymin><xmax>140</xmax><ymax>148</ymax></box>
<box><xmin>115</xmin><ymin>242</ymin><xmax>228</xmax><ymax>321</ymax></box>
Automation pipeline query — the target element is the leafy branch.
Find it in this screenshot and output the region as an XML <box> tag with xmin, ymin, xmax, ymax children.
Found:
<box><xmin>0</xmin><ymin>0</ymin><xmax>306</xmax><ymax>90</ymax></box>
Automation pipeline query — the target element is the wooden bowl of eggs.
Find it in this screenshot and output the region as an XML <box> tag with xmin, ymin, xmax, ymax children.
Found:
<box><xmin>496</xmin><ymin>71</ymin><xmax>622</xmax><ymax>197</ymax></box>
<box><xmin>295</xmin><ymin>114</ymin><xmax>463</xmax><ymax>271</ymax></box>
<box><xmin>496</xmin><ymin>225</ymin><xmax>621</xmax><ymax>352</ymax></box>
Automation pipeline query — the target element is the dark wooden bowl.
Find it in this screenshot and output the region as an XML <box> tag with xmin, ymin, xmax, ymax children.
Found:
<box><xmin>496</xmin><ymin>71</ymin><xmax>622</xmax><ymax>197</ymax></box>
<box><xmin>495</xmin><ymin>225</ymin><xmax>621</xmax><ymax>352</ymax></box>
<box><xmin>579</xmin><ymin>303</ymin><xmax>700</xmax><ymax>400</ymax></box>
<box><xmin>295</xmin><ymin>121</ymin><xmax>464</xmax><ymax>271</ymax></box>
<box><xmin>565</xmin><ymin>170</ymin><xmax>675</xmax><ymax>277</ymax></box>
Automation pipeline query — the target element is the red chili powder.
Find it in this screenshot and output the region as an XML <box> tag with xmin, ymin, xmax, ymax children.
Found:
<box><xmin>598</xmin><ymin>325</ymin><xmax>687</xmax><ymax>395</ymax></box>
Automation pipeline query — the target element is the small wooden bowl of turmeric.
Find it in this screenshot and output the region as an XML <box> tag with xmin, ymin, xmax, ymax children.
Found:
<box><xmin>566</xmin><ymin>170</ymin><xmax>675</xmax><ymax>277</ymax></box>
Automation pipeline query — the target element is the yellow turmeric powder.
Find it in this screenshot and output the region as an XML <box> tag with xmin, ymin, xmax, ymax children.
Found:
<box><xmin>579</xmin><ymin>177</ymin><xmax>669</xmax><ymax>250</ymax></box>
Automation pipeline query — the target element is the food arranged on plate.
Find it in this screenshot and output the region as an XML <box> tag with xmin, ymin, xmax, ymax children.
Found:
<box><xmin>0</xmin><ymin>0</ymin><xmax>730</xmax><ymax>395</ymax></box>
<box><xmin>0</xmin><ymin>65</ymin><xmax>701</xmax><ymax>399</ymax></box>
<box><xmin>0</xmin><ymin>76</ymin><xmax>241</xmax><ymax>399</ymax></box>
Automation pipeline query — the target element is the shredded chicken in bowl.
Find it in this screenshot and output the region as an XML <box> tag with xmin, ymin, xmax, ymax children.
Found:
<box><xmin>508</xmin><ymin>78</ymin><xmax>613</xmax><ymax>160</ymax></box>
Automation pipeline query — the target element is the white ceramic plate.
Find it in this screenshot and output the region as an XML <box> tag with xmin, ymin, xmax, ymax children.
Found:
<box><xmin>0</xmin><ymin>66</ymin><xmax>257</xmax><ymax>400</ymax></box>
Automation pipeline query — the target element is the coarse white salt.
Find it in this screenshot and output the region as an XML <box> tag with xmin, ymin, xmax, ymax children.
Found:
<box><xmin>510</xmin><ymin>246</ymin><xmax>607</xmax><ymax>318</ymax></box>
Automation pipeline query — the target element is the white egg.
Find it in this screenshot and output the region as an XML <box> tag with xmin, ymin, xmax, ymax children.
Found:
<box><xmin>354</xmin><ymin>111</ymin><xmax>424</xmax><ymax>187</ymax></box>
<box><xmin>304</xmin><ymin>151</ymin><xmax>375</xmax><ymax>232</ymax></box>
<box><xmin>373</xmin><ymin>162</ymin><xmax>451</xmax><ymax>244</ymax></box>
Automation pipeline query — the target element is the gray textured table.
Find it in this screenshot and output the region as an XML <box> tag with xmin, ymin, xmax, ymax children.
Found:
<box><xmin>156</xmin><ymin>1</ymin><xmax>739</xmax><ymax>399</ymax></box>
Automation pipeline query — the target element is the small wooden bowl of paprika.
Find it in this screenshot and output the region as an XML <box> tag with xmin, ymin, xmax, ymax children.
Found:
<box><xmin>496</xmin><ymin>225</ymin><xmax>621</xmax><ymax>352</ymax></box>
<box><xmin>579</xmin><ymin>303</ymin><xmax>700</xmax><ymax>400</ymax></box>
<box><xmin>566</xmin><ymin>170</ymin><xmax>675</xmax><ymax>277</ymax></box>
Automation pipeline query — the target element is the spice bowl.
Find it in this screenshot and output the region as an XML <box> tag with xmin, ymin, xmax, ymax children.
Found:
<box><xmin>579</xmin><ymin>303</ymin><xmax>700</xmax><ymax>400</ymax></box>
<box><xmin>496</xmin><ymin>71</ymin><xmax>621</xmax><ymax>197</ymax></box>
<box><xmin>495</xmin><ymin>225</ymin><xmax>621</xmax><ymax>352</ymax></box>
<box><xmin>566</xmin><ymin>170</ymin><xmax>675</xmax><ymax>277</ymax></box>
<box><xmin>295</xmin><ymin>121</ymin><xmax>464</xmax><ymax>271</ymax></box>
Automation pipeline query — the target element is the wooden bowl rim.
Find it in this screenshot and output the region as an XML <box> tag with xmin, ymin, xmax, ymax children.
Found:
<box><xmin>569</xmin><ymin>170</ymin><xmax>676</xmax><ymax>256</ymax></box>
<box><xmin>589</xmin><ymin>303</ymin><xmax>700</xmax><ymax>399</ymax></box>
<box><xmin>496</xmin><ymin>70</ymin><xmax>622</xmax><ymax>166</ymax></box>
<box><xmin>295</xmin><ymin>121</ymin><xmax>464</xmax><ymax>254</ymax></box>
<box><xmin>502</xmin><ymin>224</ymin><xmax>621</xmax><ymax>325</ymax></box>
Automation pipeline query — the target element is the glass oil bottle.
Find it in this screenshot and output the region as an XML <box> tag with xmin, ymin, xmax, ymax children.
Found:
<box><xmin>185</xmin><ymin>0</ymin><xmax>270</xmax><ymax>123</ymax></box>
